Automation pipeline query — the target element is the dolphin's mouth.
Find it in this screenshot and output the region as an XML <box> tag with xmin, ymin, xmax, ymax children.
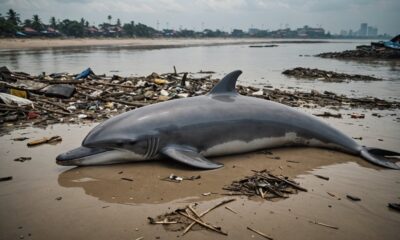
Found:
<box><xmin>56</xmin><ymin>146</ymin><xmax>110</xmax><ymax>166</ymax></box>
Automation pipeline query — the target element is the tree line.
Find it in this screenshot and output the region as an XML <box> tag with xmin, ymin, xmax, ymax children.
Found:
<box><xmin>0</xmin><ymin>9</ymin><xmax>159</xmax><ymax>38</ymax></box>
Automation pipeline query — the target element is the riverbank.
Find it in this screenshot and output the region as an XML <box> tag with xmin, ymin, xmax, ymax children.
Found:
<box><xmin>0</xmin><ymin>38</ymin><xmax>333</xmax><ymax>50</ymax></box>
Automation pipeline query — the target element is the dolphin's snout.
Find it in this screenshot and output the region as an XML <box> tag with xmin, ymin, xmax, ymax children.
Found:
<box><xmin>56</xmin><ymin>146</ymin><xmax>109</xmax><ymax>166</ymax></box>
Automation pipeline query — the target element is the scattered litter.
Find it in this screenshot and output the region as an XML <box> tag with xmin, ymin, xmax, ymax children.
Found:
<box><xmin>0</xmin><ymin>176</ymin><xmax>13</xmax><ymax>182</ymax></box>
<box><xmin>55</xmin><ymin>197</ymin><xmax>62</xmax><ymax>201</ymax></box>
<box><xmin>223</xmin><ymin>169</ymin><xmax>307</xmax><ymax>200</ymax></box>
<box><xmin>162</xmin><ymin>174</ymin><xmax>201</xmax><ymax>183</ymax></box>
<box><xmin>350</xmin><ymin>113</ymin><xmax>365</xmax><ymax>119</ymax></box>
<box><xmin>14</xmin><ymin>157</ymin><xmax>32</xmax><ymax>162</ymax></box>
<box><xmin>283</xmin><ymin>67</ymin><xmax>381</xmax><ymax>82</ymax></box>
<box><xmin>0</xmin><ymin>93</ymin><xmax>33</xmax><ymax>106</ymax></box>
<box><xmin>346</xmin><ymin>194</ymin><xmax>361</xmax><ymax>201</ymax></box>
<box><xmin>313</xmin><ymin>112</ymin><xmax>342</xmax><ymax>118</ymax></box>
<box><xmin>42</xmin><ymin>84</ymin><xmax>75</xmax><ymax>99</ymax></box>
<box><xmin>27</xmin><ymin>136</ymin><xmax>62</xmax><ymax>147</ymax></box>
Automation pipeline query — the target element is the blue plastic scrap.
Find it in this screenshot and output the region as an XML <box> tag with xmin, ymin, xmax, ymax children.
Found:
<box><xmin>75</xmin><ymin>68</ymin><xmax>94</xmax><ymax>80</ymax></box>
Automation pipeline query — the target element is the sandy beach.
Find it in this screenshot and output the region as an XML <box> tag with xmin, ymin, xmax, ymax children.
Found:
<box><xmin>0</xmin><ymin>38</ymin><xmax>280</xmax><ymax>50</ymax></box>
<box><xmin>0</xmin><ymin>124</ymin><xmax>399</xmax><ymax>240</ymax></box>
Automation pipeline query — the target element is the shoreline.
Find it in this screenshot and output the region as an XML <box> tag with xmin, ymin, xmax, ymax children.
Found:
<box><xmin>0</xmin><ymin>38</ymin><xmax>334</xmax><ymax>50</ymax></box>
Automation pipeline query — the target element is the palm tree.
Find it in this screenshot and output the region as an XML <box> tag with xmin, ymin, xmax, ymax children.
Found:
<box><xmin>7</xmin><ymin>9</ymin><xmax>20</xmax><ymax>26</ymax></box>
<box><xmin>49</xmin><ymin>16</ymin><xmax>57</xmax><ymax>29</ymax></box>
<box><xmin>107</xmin><ymin>15</ymin><xmax>112</xmax><ymax>24</ymax></box>
<box><xmin>31</xmin><ymin>14</ymin><xmax>43</xmax><ymax>31</ymax></box>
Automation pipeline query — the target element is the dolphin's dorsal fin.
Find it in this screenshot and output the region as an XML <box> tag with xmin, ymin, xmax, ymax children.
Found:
<box><xmin>161</xmin><ymin>145</ymin><xmax>223</xmax><ymax>169</ymax></box>
<box><xmin>208</xmin><ymin>70</ymin><xmax>242</xmax><ymax>95</ymax></box>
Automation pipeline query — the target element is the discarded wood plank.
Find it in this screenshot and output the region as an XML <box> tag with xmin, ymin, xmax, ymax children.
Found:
<box><xmin>346</xmin><ymin>194</ymin><xmax>361</xmax><ymax>201</ymax></box>
<box><xmin>314</xmin><ymin>174</ymin><xmax>330</xmax><ymax>181</ymax></box>
<box><xmin>247</xmin><ymin>226</ymin><xmax>274</xmax><ymax>240</ymax></box>
<box><xmin>121</xmin><ymin>177</ymin><xmax>134</xmax><ymax>182</ymax></box>
<box><xmin>177</xmin><ymin>211</ymin><xmax>227</xmax><ymax>236</ymax></box>
<box><xmin>27</xmin><ymin>136</ymin><xmax>62</xmax><ymax>147</ymax></box>
<box><xmin>0</xmin><ymin>176</ymin><xmax>13</xmax><ymax>182</ymax></box>
<box><xmin>309</xmin><ymin>220</ymin><xmax>339</xmax><ymax>230</ymax></box>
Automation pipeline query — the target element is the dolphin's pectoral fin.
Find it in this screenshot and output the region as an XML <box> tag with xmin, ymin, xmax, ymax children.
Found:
<box><xmin>161</xmin><ymin>146</ymin><xmax>223</xmax><ymax>169</ymax></box>
<box><xmin>361</xmin><ymin>147</ymin><xmax>400</xmax><ymax>170</ymax></box>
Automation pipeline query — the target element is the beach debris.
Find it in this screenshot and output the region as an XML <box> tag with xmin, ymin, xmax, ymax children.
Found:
<box><xmin>55</xmin><ymin>197</ymin><xmax>62</xmax><ymax>201</ymax></box>
<box><xmin>283</xmin><ymin>67</ymin><xmax>381</xmax><ymax>82</ymax></box>
<box><xmin>316</xmin><ymin>46</ymin><xmax>400</xmax><ymax>60</ymax></box>
<box><xmin>223</xmin><ymin>169</ymin><xmax>307</xmax><ymax>200</ymax></box>
<box><xmin>314</xmin><ymin>174</ymin><xmax>329</xmax><ymax>181</ymax></box>
<box><xmin>75</xmin><ymin>68</ymin><xmax>94</xmax><ymax>80</ymax></box>
<box><xmin>14</xmin><ymin>157</ymin><xmax>32</xmax><ymax>162</ymax></box>
<box><xmin>135</xmin><ymin>237</ymin><xmax>144</xmax><ymax>240</ymax></box>
<box><xmin>12</xmin><ymin>137</ymin><xmax>29</xmax><ymax>141</ymax></box>
<box><xmin>247</xmin><ymin>226</ymin><xmax>274</xmax><ymax>240</ymax></box>
<box><xmin>313</xmin><ymin>112</ymin><xmax>342</xmax><ymax>118</ymax></box>
<box><xmin>148</xmin><ymin>199</ymin><xmax>235</xmax><ymax>236</ymax></box>
<box><xmin>225</xmin><ymin>206</ymin><xmax>238</xmax><ymax>214</ymax></box>
<box><xmin>27</xmin><ymin>136</ymin><xmax>62</xmax><ymax>146</ymax></box>
<box><xmin>0</xmin><ymin>93</ymin><xmax>33</xmax><ymax>106</ymax></box>
<box><xmin>309</xmin><ymin>219</ymin><xmax>339</xmax><ymax>230</ymax></box>
<box><xmin>387</xmin><ymin>203</ymin><xmax>400</xmax><ymax>212</ymax></box>
<box><xmin>41</xmin><ymin>84</ymin><xmax>75</xmax><ymax>98</ymax></box>
<box><xmin>161</xmin><ymin>174</ymin><xmax>201</xmax><ymax>183</ymax></box>
<box><xmin>0</xmin><ymin>176</ymin><xmax>13</xmax><ymax>182</ymax></box>
<box><xmin>249</xmin><ymin>44</ymin><xmax>278</xmax><ymax>48</ymax></box>
<box><xmin>346</xmin><ymin>194</ymin><xmax>361</xmax><ymax>201</ymax></box>
<box><xmin>1</xmin><ymin>67</ymin><xmax>399</xmax><ymax>134</ymax></box>
<box><xmin>121</xmin><ymin>177</ymin><xmax>133</xmax><ymax>182</ymax></box>
<box><xmin>350</xmin><ymin>113</ymin><xmax>365</xmax><ymax>119</ymax></box>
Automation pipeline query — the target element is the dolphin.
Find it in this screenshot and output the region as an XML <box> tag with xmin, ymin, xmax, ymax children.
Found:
<box><xmin>56</xmin><ymin>70</ymin><xmax>400</xmax><ymax>170</ymax></box>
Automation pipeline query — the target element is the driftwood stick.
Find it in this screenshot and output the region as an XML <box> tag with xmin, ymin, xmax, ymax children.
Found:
<box><xmin>225</xmin><ymin>206</ymin><xmax>238</xmax><ymax>214</ymax></box>
<box><xmin>247</xmin><ymin>226</ymin><xmax>273</xmax><ymax>240</ymax></box>
<box><xmin>105</xmin><ymin>98</ymin><xmax>149</xmax><ymax>107</ymax></box>
<box><xmin>309</xmin><ymin>220</ymin><xmax>339</xmax><ymax>230</ymax></box>
<box><xmin>34</xmin><ymin>98</ymin><xmax>70</xmax><ymax>113</ymax></box>
<box><xmin>182</xmin><ymin>199</ymin><xmax>235</xmax><ymax>235</ymax></box>
<box><xmin>34</xmin><ymin>104</ymin><xmax>73</xmax><ymax>115</ymax></box>
<box><xmin>268</xmin><ymin>173</ymin><xmax>308</xmax><ymax>192</ymax></box>
<box><xmin>178</xmin><ymin>211</ymin><xmax>227</xmax><ymax>236</ymax></box>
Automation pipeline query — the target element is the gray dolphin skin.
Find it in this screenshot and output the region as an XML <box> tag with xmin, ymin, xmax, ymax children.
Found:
<box><xmin>56</xmin><ymin>70</ymin><xmax>400</xmax><ymax>170</ymax></box>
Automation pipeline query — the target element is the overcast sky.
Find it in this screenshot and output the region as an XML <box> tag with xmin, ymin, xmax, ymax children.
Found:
<box><xmin>1</xmin><ymin>0</ymin><xmax>399</xmax><ymax>35</ymax></box>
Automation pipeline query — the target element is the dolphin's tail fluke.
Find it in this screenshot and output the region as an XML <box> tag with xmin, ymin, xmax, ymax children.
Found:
<box><xmin>360</xmin><ymin>147</ymin><xmax>400</xmax><ymax>169</ymax></box>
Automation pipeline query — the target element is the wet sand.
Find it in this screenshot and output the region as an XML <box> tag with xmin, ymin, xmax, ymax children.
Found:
<box><xmin>0</xmin><ymin>124</ymin><xmax>399</xmax><ymax>239</ymax></box>
<box><xmin>0</xmin><ymin>38</ymin><xmax>274</xmax><ymax>50</ymax></box>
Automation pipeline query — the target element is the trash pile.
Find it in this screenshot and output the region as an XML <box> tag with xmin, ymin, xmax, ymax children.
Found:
<box><xmin>316</xmin><ymin>38</ymin><xmax>400</xmax><ymax>60</ymax></box>
<box><xmin>148</xmin><ymin>199</ymin><xmax>236</xmax><ymax>236</ymax></box>
<box><xmin>1</xmin><ymin>66</ymin><xmax>399</xmax><ymax>134</ymax></box>
<box><xmin>282</xmin><ymin>67</ymin><xmax>381</xmax><ymax>82</ymax></box>
<box><xmin>223</xmin><ymin>169</ymin><xmax>307</xmax><ymax>200</ymax></box>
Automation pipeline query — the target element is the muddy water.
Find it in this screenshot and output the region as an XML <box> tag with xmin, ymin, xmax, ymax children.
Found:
<box><xmin>1</xmin><ymin>124</ymin><xmax>399</xmax><ymax>240</ymax></box>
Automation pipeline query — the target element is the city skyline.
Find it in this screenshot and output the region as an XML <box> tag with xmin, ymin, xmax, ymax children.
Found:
<box><xmin>0</xmin><ymin>0</ymin><xmax>399</xmax><ymax>35</ymax></box>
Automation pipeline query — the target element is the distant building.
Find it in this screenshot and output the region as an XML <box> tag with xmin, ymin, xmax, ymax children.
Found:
<box><xmin>359</xmin><ymin>23</ymin><xmax>368</xmax><ymax>36</ymax></box>
<box><xmin>248</xmin><ymin>28</ymin><xmax>260</xmax><ymax>36</ymax></box>
<box><xmin>340</xmin><ymin>30</ymin><xmax>347</xmax><ymax>36</ymax></box>
<box><xmin>367</xmin><ymin>26</ymin><xmax>378</xmax><ymax>37</ymax></box>
<box><xmin>296</xmin><ymin>25</ymin><xmax>325</xmax><ymax>38</ymax></box>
